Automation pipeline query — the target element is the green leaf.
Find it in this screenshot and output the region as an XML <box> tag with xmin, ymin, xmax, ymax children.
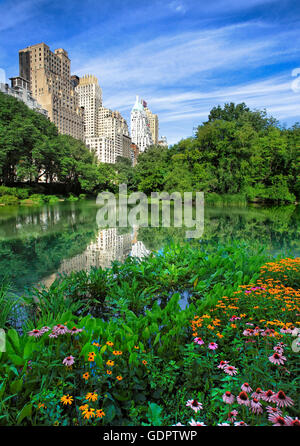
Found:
<box><xmin>17</xmin><ymin>403</ymin><xmax>32</xmax><ymax>425</ymax></box>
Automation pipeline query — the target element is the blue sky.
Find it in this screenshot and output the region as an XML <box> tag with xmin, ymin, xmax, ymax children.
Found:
<box><xmin>0</xmin><ymin>0</ymin><xmax>299</xmax><ymax>144</ymax></box>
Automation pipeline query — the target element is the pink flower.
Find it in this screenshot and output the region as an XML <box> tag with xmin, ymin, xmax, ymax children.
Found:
<box><xmin>241</xmin><ymin>382</ymin><xmax>252</xmax><ymax>393</ymax></box>
<box><xmin>234</xmin><ymin>421</ymin><xmax>248</xmax><ymax>426</ymax></box>
<box><xmin>268</xmin><ymin>414</ymin><xmax>287</xmax><ymax>426</ymax></box>
<box><xmin>52</xmin><ymin>324</ymin><xmax>68</xmax><ymax>335</ymax></box>
<box><xmin>217</xmin><ymin>423</ymin><xmax>230</xmax><ymax>426</ymax></box>
<box><xmin>189</xmin><ymin>419</ymin><xmax>206</xmax><ymax>426</ymax></box>
<box><xmin>236</xmin><ymin>391</ymin><xmax>250</xmax><ymax>407</ymax></box>
<box><xmin>262</xmin><ymin>390</ymin><xmax>275</xmax><ymax>403</ymax></box>
<box><xmin>266</xmin><ymin>406</ymin><xmax>282</xmax><ymax>416</ymax></box>
<box><xmin>208</xmin><ymin>342</ymin><xmax>218</xmax><ymax>350</ymax></box>
<box><xmin>224</xmin><ymin>365</ymin><xmax>238</xmax><ymax>376</ymax></box>
<box><xmin>194</xmin><ymin>337</ymin><xmax>204</xmax><ymax>345</ymax></box>
<box><xmin>186</xmin><ymin>399</ymin><xmax>203</xmax><ymax>413</ymax></box>
<box><xmin>269</xmin><ymin>352</ymin><xmax>287</xmax><ymax>365</ymax></box>
<box><xmin>251</xmin><ymin>388</ymin><xmax>264</xmax><ymax>400</ymax></box>
<box><xmin>40</xmin><ymin>326</ymin><xmax>51</xmax><ymax>333</ymax></box>
<box><xmin>222</xmin><ymin>391</ymin><xmax>235</xmax><ymax>405</ymax></box>
<box><xmin>284</xmin><ymin>417</ymin><xmax>300</xmax><ymax>426</ymax></box>
<box><xmin>250</xmin><ymin>398</ymin><xmax>263</xmax><ymax>414</ymax></box>
<box><xmin>271</xmin><ymin>391</ymin><xmax>294</xmax><ymax>408</ymax></box>
<box><xmin>217</xmin><ymin>360</ymin><xmax>229</xmax><ymax>369</ymax></box>
<box><xmin>28</xmin><ymin>329</ymin><xmax>43</xmax><ymax>337</ymax></box>
<box><xmin>69</xmin><ymin>326</ymin><xmax>83</xmax><ymax>335</ymax></box>
<box><xmin>62</xmin><ymin>355</ymin><xmax>75</xmax><ymax>367</ymax></box>
<box><xmin>227</xmin><ymin>410</ymin><xmax>238</xmax><ymax>422</ymax></box>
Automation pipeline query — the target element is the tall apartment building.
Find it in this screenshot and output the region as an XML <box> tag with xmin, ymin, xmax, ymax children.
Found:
<box><xmin>75</xmin><ymin>75</ymin><xmax>132</xmax><ymax>163</ymax></box>
<box><xmin>19</xmin><ymin>43</ymin><xmax>84</xmax><ymax>141</ymax></box>
<box><xmin>131</xmin><ymin>96</ymin><xmax>153</xmax><ymax>152</ymax></box>
<box><xmin>145</xmin><ymin>104</ymin><xmax>159</xmax><ymax>145</ymax></box>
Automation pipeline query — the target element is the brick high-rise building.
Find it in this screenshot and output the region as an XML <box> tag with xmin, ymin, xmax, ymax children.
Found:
<box><xmin>19</xmin><ymin>43</ymin><xmax>84</xmax><ymax>141</ymax></box>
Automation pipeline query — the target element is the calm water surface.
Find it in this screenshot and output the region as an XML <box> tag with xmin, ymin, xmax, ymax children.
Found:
<box><xmin>0</xmin><ymin>199</ymin><xmax>299</xmax><ymax>292</ymax></box>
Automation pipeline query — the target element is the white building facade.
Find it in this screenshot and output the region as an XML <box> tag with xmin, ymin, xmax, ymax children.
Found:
<box><xmin>130</xmin><ymin>96</ymin><xmax>153</xmax><ymax>152</ymax></box>
<box><xmin>75</xmin><ymin>75</ymin><xmax>132</xmax><ymax>164</ymax></box>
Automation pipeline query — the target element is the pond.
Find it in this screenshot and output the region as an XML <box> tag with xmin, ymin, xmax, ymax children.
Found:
<box><xmin>0</xmin><ymin>199</ymin><xmax>299</xmax><ymax>293</ymax></box>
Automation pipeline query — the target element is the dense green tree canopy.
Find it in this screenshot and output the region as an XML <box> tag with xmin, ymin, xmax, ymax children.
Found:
<box><xmin>134</xmin><ymin>103</ymin><xmax>300</xmax><ymax>202</ymax></box>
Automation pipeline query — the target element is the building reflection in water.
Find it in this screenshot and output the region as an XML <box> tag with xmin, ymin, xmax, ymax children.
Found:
<box><xmin>41</xmin><ymin>227</ymin><xmax>150</xmax><ymax>287</ymax></box>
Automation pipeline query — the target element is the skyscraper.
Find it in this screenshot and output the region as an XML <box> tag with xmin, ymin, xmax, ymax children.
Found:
<box><xmin>19</xmin><ymin>43</ymin><xmax>84</xmax><ymax>141</ymax></box>
<box><xmin>145</xmin><ymin>104</ymin><xmax>159</xmax><ymax>145</ymax></box>
<box><xmin>75</xmin><ymin>75</ymin><xmax>132</xmax><ymax>163</ymax></box>
<box><xmin>130</xmin><ymin>96</ymin><xmax>153</xmax><ymax>152</ymax></box>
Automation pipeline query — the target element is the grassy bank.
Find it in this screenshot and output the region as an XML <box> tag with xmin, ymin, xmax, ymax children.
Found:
<box><xmin>0</xmin><ymin>186</ymin><xmax>87</xmax><ymax>206</ymax></box>
<box><xmin>0</xmin><ymin>242</ymin><xmax>299</xmax><ymax>426</ymax></box>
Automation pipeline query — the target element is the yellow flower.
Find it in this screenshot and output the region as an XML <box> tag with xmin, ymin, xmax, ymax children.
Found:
<box><xmin>116</xmin><ymin>376</ymin><xmax>123</xmax><ymax>381</ymax></box>
<box><xmin>88</xmin><ymin>352</ymin><xmax>96</xmax><ymax>362</ymax></box>
<box><xmin>79</xmin><ymin>404</ymin><xmax>89</xmax><ymax>411</ymax></box>
<box><xmin>96</xmin><ymin>409</ymin><xmax>105</xmax><ymax>419</ymax></box>
<box><xmin>83</xmin><ymin>408</ymin><xmax>96</xmax><ymax>420</ymax></box>
<box><xmin>106</xmin><ymin>360</ymin><xmax>115</xmax><ymax>367</ymax></box>
<box><xmin>85</xmin><ymin>392</ymin><xmax>98</xmax><ymax>402</ymax></box>
<box><xmin>61</xmin><ymin>394</ymin><xmax>73</xmax><ymax>405</ymax></box>
<box><xmin>106</xmin><ymin>341</ymin><xmax>114</xmax><ymax>346</ymax></box>
<box><xmin>82</xmin><ymin>372</ymin><xmax>90</xmax><ymax>381</ymax></box>
<box><xmin>106</xmin><ymin>370</ymin><xmax>112</xmax><ymax>375</ymax></box>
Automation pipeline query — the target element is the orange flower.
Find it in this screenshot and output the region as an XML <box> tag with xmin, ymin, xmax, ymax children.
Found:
<box><xmin>116</xmin><ymin>376</ymin><xmax>123</xmax><ymax>381</ymax></box>
<box><xmin>82</xmin><ymin>372</ymin><xmax>90</xmax><ymax>381</ymax></box>
<box><xmin>85</xmin><ymin>392</ymin><xmax>98</xmax><ymax>402</ymax></box>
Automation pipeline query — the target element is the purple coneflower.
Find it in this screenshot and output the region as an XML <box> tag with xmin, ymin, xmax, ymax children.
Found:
<box><xmin>189</xmin><ymin>419</ymin><xmax>206</xmax><ymax>426</ymax></box>
<box><xmin>269</xmin><ymin>352</ymin><xmax>287</xmax><ymax>365</ymax></box>
<box><xmin>208</xmin><ymin>342</ymin><xmax>218</xmax><ymax>350</ymax></box>
<box><xmin>237</xmin><ymin>391</ymin><xmax>250</xmax><ymax>407</ymax></box>
<box><xmin>266</xmin><ymin>406</ymin><xmax>282</xmax><ymax>416</ymax></box>
<box><xmin>250</xmin><ymin>398</ymin><xmax>263</xmax><ymax>414</ymax></box>
<box><xmin>224</xmin><ymin>365</ymin><xmax>238</xmax><ymax>376</ymax></box>
<box><xmin>234</xmin><ymin>421</ymin><xmax>248</xmax><ymax>426</ymax></box>
<box><xmin>217</xmin><ymin>360</ymin><xmax>229</xmax><ymax>369</ymax></box>
<box><xmin>186</xmin><ymin>399</ymin><xmax>203</xmax><ymax>413</ymax></box>
<box><xmin>268</xmin><ymin>414</ymin><xmax>287</xmax><ymax>426</ymax></box>
<box><xmin>28</xmin><ymin>329</ymin><xmax>43</xmax><ymax>337</ymax></box>
<box><xmin>227</xmin><ymin>410</ymin><xmax>238</xmax><ymax>422</ymax></box>
<box><xmin>241</xmin><ymin>382</ymin><xmax>252</xmax><ymax>393</ymax></box>
<box><xmin>194</xmin><ymin>337</ymin><xmax>204</xmax><ymax>345</ymax></box>
<box><xmin>262</xmin><ymin>390</ymin><xmax>274</xmax><ymax>403</ymax></box>
<box><xmin>63</xmin><ymin>355</ymin><xmax>75</xmax><ymax>367</ymax></box>
<box><xmin>222</xmin><ymin>391</ymin><xmax>235</xmax><ymax>405</ymax></box>
<box><xmin>271</xmin><ymin>390</ymin><xmax>294</xmax><ymax>408</ymax></box>
<box><xmin>251</xmin><ymin>388</ymin><xmax>264</xmax><ymax>400</ymax></box>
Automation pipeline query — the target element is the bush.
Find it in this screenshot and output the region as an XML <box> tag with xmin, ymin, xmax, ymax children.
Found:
<box><xmin>0</xmin><ymin>195</ymin><xmax>19</xmax><ymax>205</ymax></box>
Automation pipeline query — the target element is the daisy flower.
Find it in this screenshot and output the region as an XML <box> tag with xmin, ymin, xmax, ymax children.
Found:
<box><xmin>96</xmin><ymin>409</ymin><xmax>105</xmax><ymax>419</ymax></box>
